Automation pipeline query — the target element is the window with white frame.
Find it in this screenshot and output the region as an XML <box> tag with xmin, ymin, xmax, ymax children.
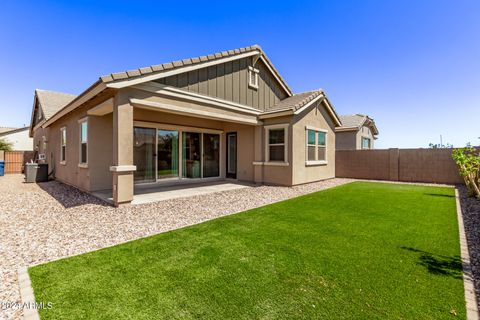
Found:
<box><xmin>60</xmin><ymin>127</ymin><xmax>66</xmax><ymax>163</ymax></box>
<box><xmin>305</xmin><ymin>127</ymin><xmax>327</xmax><ymax>163</ymax></box>
<box><xmin>248</xmin><ymin>66</ymin><xmax>259</xmax><ymax>89</ymax></box>
<box><xmin>265</xmin><ymin>124</ymin><xmax>288</xmax><ymax>163</ymax></box>
<box><xmin>79</xmin><ymin>119</ymin><xmax>88</xmax><ymax>164</ymax></box>
<box><xmin>362</xmin><ymin>137</ymin><xmax>370</xmax><ymax>149</ymax></box>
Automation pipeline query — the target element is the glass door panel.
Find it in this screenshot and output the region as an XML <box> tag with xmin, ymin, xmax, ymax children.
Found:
<box><xmin>182</xmin><ymin>132</ymin><xmax>201</xmax><ymax>178</ymax></box>
<box><xmin>203</xmin><ymin>133</ymin><xmax>220</xmax><ymax>178</ymax></box>
<box><xmin>158</xmin><ymin>130</ymin><xmax>179</xmax><ymax>179</ymax></box>
<box><xmin>227</xmin><ymin>133</ymin><xmax>237</xmax><ymax>178</ymax></box>
<box><xmin>133</xmin><ymin>127</ymin><xmax>156</xmax><ymax>183</ymax></box>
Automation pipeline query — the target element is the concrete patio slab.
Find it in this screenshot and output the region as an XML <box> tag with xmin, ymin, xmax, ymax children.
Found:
<box><xmin>93</xmin><ymin>180</ymin><xmax>253</xmax><ymax>205</ymax></box>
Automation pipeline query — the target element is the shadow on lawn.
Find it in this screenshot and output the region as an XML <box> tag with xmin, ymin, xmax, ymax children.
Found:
<box><xmin>424</xmin><ymin>193</ymin><xmax>455</xmax><ymax>198</ymax></box>
<box><xmin>400</xmin><ymin>246</ymin><xmax>462</xmax><ymax>279</ymax></box>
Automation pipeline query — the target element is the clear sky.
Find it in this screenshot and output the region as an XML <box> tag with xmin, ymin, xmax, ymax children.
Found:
<box><xmin>0</xmin><ymin>0</ymin><xmax>478</xmax><ymax>148</ymax></box>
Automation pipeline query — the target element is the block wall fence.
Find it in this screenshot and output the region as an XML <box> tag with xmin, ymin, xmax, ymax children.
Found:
<box><xmin>336</xmin><ymin>148</ymin><xmax>463</xmax><ymax>184</ymax></box>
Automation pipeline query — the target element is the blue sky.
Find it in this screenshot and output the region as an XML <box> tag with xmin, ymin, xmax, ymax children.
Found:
<box><xmin>0</xmin><ymin>0</ymin><xmax>478</xmax><ymax>148</ymax></box>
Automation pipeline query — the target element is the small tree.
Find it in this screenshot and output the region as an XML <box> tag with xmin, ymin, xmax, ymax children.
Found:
<box><xmin>0</xmin><ymin>138</ymin><xmax>13</xmax><ymax>151</ymax></box>
<box><xmin>452</xmin><ymin>146</ymin><xmax>480</xmax><ymax>198</ymax></box>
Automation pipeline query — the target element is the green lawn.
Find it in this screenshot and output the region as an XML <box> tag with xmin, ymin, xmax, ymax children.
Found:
<box><xmin>29</xmin><ymin>182</ymin><xmax>465</xmax><ymax>319</ymax></box>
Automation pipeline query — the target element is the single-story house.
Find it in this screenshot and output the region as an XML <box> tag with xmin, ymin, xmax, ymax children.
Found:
<box><xmin>29</xmin><ymin>45</ymin><xmax>342</xmax><ymax>206</ymax></box>
<box><xmin>336</xmin><ymin>114</ymin><xmax>378</xmax><ymax>150</ymax></box>
<box><xmin>0</xmin><ymin>126</ymin><xmax>33</xmax><ymax>151</ymax></box>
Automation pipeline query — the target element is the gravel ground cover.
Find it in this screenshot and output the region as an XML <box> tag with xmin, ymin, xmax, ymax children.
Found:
<box><xmin>458</xmin><ymin>186</ymin><xmax>480</xmax><ymax>310</ymax></box>
<box><xmin>0</xmin><ymin>174</ymin><xmax>352</xmax><ymax>319</ymax></box>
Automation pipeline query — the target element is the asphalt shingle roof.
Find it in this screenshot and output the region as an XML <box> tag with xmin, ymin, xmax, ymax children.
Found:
<box><xmin>339</xmin><ymin>114</ymin><xmax>367</xmax><ymax>128</ymax></box>
<box><xmin>36</xmin><ymin>89</ymin><xmax>77</xmax><ymax>120</ymax></box>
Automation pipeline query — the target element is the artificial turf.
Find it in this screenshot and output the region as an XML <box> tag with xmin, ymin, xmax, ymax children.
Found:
<box><xmin>29</xmin><ymin>182</ymin><xmax>465</xmax><ymax>319</ymax></box>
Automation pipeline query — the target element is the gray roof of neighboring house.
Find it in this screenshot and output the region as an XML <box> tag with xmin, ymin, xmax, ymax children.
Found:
<box><xmin>0</xmin><ymin>126</ymin><xmax>29</xmax><ymax>137</ymax></box>
<box><xmin>36</xmin><ymin>89</ymin><xmax>77</xmax><ymax>120</ymax></box>
<box><xmin>339</xmin><ymin>114</ymin><xmax>379</xmax><ymax>135</ymax></box>
<box><xmin>0</xmin><ymin>127</ymin><xmax>17</xmax><ymax>134</ymax></box>
<box><xmin>99</xmin><ymin>44</ymin><xmax>293</xmax><ymax>96</ymax></box>
<box><xmin>339</xmin><ymin>114</ymin><xmax>366</xmax><ymax>127</ymax></box>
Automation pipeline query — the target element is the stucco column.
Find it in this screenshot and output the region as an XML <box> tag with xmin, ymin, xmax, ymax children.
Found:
<box><xmin>253</xmin><ymin>125</ymin><xmax>263</xmax><ymax>184</ymax></box>
<box><xmin>111</xmin><ymin>93</ymin><xmax>136</xmax><ymax>206</ymax></box>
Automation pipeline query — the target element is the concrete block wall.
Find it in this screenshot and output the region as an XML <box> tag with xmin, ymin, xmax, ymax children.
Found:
<box><xmin>336</xmin><ymin>148</ymin><xmax>463</xmax><ymax>184</ymax></box>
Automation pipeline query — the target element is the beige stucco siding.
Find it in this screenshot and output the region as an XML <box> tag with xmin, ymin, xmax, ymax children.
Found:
<box><xmin>89</xmin><ymin>113</ymin><xmax>113</xmax><ymax>191</ymax></box>
<box><xmin>156</xmin><ymin>58</ymin><xmax>288</xmax><ymax>111</ymax></box>
<box><xmin>291</xmin><ymin>103</ymin><xmax>336</xmax><ymax>185</ymax></box>
<box><xmin>356</xmin><ymin>126</ymin><xmax>375</xmax><ymax>149</ymax></box>
<box><xmin>47</xmin><ymin>105</ymin><xmax>90</xmax><ymax>191</ymax></box>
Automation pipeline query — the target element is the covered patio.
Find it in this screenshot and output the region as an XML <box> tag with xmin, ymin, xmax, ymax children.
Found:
<box><xmin>92</xmin><ymin>180</ymin><xmax>253</xmax><ymax>205</ymax></box>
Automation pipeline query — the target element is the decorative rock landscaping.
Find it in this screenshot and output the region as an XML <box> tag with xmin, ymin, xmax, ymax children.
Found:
<box><xmin>0</xmin><ymin>174</ymin><xmax>352</xmax><ymax>319</ymax></box>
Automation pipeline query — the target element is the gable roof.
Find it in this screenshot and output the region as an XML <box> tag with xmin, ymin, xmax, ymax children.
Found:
<box><xmin>35</xmin><ymin>89</ymin><xmax>77</xmax><ymax>119</ymax></box>
<box><xmin>29</xmin><ymin>89</ymin><xmax>77</xmax><ymax>136</ymax></box>
<box><xmin>338</xmin><ymin>114</ymin><xmax>379</xmax><ymax>135</ymax></box>
<box><xmin>42</xmin><ymin>45</ymin><xmax>294</xmax><ymax>128</ymax></box>
<box><xmin>100</xmin><ymin>45</ymin><xmax>293</xmax><ymax>96</ymax></box>
<box><xmin>260</xmin><ymin>89</ymin><xmax>342</xmax><ymax>126</ymax></box>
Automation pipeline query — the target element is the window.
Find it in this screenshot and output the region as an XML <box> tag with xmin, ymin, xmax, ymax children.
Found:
<box><xmin>60</xmin><ymin>127</ymin><xmax>66</xmax><ymax>163</ymax></box>
<box><xmin>305</xmin><ymin>127</ymin><xmax>327</xmax><ymax>164</ymax></box>
<box><xmin>362</xmin><ymin>137</ymin><xmax>371</xmax><ymax>149</ymax></box>
<box><xmin>248</xmin><ymin>66</ymin><xmax>259</xmax><ymax>89</ymax></box>
<box><xmin>79</xmin><ymin>119</ymin><xmax>88</xmax><ymax>165</ymax></box>
<box><xmin>265</xmin><ymin>124</ymin><xmax>288</xmax><ymax>163</ymax></box>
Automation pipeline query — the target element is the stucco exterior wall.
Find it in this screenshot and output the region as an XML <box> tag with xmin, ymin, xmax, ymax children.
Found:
<box><xmin>291</xmin><ymin>103</ymin><xmax>336</xmax><ymax>185</ymax></box>
<box><xmin>356</xmin><ymin>126</ymin><xmax>375</xmax><ymax>149</ymax></box>
<box><xmin>89</xmin><ymin>113</ymin><xmax>113</xmax><ymax>191</ymax></box>
<box><xmin>336</xmin><ymin>125</ymin><xmax>375</xmax><ymax>150</ymax></box>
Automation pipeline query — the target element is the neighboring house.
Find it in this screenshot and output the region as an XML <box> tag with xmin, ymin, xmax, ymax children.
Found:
<box><xmin>0</xmin><ymin>127</ymin><xmax>33</xmax><ymax>151</ymax></box>
<box><xmin>29</xmin><ymin>45</ymin><xmax>342</xmax><ymax>206</ymax></box>
<box><xmin>336</xmin><ymin>114</ymin><xmax>378</xmax><ymax>150</ymax></box>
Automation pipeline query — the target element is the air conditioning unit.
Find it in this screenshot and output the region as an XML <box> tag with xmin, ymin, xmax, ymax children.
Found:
<box><xmin>38</xmin><ymin>154</ymin><xmax>46</xmax><ymax>161</ymax></box>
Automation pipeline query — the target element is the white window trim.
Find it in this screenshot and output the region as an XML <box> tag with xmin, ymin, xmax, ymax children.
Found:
<box><xmin>79</xmin><ymin>117</ymin><xmax>88</xmax><ymax>167</ymax></box>
<box><xmin>265</xmin><ymin>123</ymin><xmax>289</xmax><ymax>165</ymax></box>
<box><xmin>305</xmin><ymin>126</ymin><xmax>328</xmax><ymax>166</ymax></box>
<box><xmin>60</xmin><ymin>127</ymin><xmax>66</xmax><ymax>165</ymax></box>
<box><xmin>248</xmin><ymin>66</ymin><xmax>259</xmax><ymax>89</ymax></box>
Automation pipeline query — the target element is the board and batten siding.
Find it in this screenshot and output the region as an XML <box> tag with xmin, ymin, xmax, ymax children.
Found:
<box><xmin>154</xmin><ymin>57</ymin><xmax>288</xmax><ymax>111</ymax></box>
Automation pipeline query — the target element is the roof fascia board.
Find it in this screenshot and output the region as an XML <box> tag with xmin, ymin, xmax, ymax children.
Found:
<box><xmin>29</xmin><ymin>95</ymin><xmax>38</xmax><ymax>137</ymax></box>
<box><xmin>132</xmin><ymin>82</ymin><xmax>261</xmax><ymax>116</ymax></box>
<box><xmin>130</xmin><ymin>98</ymin><xmax>261</xmax><ymax>125</ymax></box>
<box><xmin>293</xmin><ymin>94</ymin><xmax>325</xmax><ymax>115</ymax></box>
<box><xmin>258</xmin><ymin>109</ymin><xmax>294</xmax><ymax>119</ymax></box>
<box><xmin>107</xmin><ymin>51</ymin><xmax>260</xmax><ymax>89</ymax></box>
<box><xmin>335</xmin><ymin>126</ymin><xmax>359</xmax><ymax>132</ymax></box>
<box><xmin>43</xmin><ymin>82</ymin><xmax>107</xmax><ymax>128</ymax></box>
<box><xmin>258</xmin><ymin>56</ymin><xmax>292</xmax><ymax>96</ymax></box>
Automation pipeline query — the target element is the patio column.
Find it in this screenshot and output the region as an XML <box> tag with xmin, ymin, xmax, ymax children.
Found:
<box><xmin>110</xmin><ymin>93</ymin><xmax>136</xmax><ymax>206</ymax></box>
<box><xmin>253</xmin><ymin>125</ymin><xmax>264</xmax><ymax>184</ymax></box>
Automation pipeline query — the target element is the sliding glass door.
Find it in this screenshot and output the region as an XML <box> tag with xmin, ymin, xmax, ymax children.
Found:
<box><xmin>182</xmin><ymin>132</ymin><xmax>201</xmax><ymax>178</ymax></box>
<box><xmin>203</xmin><ymin>133</ymin><xmax>220</xmax><ymax>178</ymax></box>
<box><xmin>133</xmin><ymin>127</ymin><xmax>156</xmax><ymax>183</ymax></box>
<box><xmin>158</xmin><ymin>130</ymin><xmax>179</xmax><ymax>179</ymax></box>
<box><xmin>134</xmin><ymin>126</ymin><xmax>220</xmax><ymax>183</ymax></box>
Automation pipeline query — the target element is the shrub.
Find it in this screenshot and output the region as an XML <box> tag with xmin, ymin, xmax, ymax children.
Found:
<box><xmin>0</xmin><ymin>138</ymin><xmax>13</xmax><ymax>151</ymax></box>
<box><xmin>452</xmin><ymin>146</ymin><xmax>480</xmax><ymax>198</ymax></box>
